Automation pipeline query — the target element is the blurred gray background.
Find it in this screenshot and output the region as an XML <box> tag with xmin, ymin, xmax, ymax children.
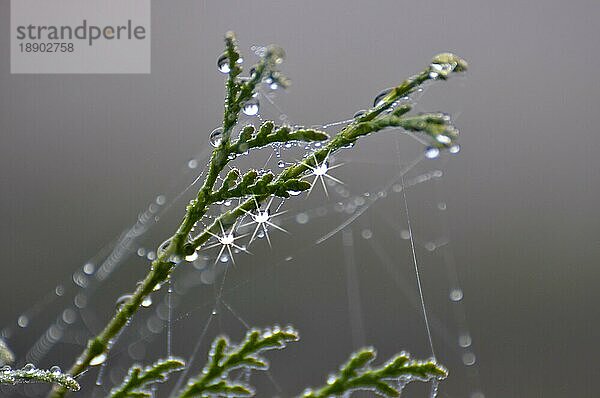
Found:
<box><xmin>1</xmin><ymin>1</ymin><xmax>599</xmax><ymax>397</ymax></box>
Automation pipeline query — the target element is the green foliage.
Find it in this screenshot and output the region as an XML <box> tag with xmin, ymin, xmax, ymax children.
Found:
<box><xmin>48</xmin><ymin>31</ymin><xmax>467</xmax><ymax>398</ymax></box>
<box><xmin>0</xmin><ymin>364</ymin><xmax>79</xmax><ymax>392</ymax></box>
<box><xmin>299</xmin><ymin>349</ymin><xmax>447</xmax><ymax>398</ymax></box>
<box><xmin>108</xmin><ymin>357</ymin><xmax>185</xmax><ymax>398</ymax></box>
<box><xmin>177</xmin><ymin>326</ymin><xmax>299</xmax><ymax>397</ymax></box>
<box><xmin>112</xmin><ymin>327</ymin><xmax>447</xmax><ymax>398</ymax></box>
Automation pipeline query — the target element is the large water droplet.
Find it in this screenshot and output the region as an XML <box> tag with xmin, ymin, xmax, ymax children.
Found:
<box><xmin>373</xmin><ymin>88</ymin><xmax>392</xmax><ymax>107</ymax></box>
<box><xmin>23</xmin><ymin>363</ymin><xmax>36</xmax><ymax>372</ymax></box>
<box><xmin>50</xmin><ymin>366</ymin><xmax>62</xmax><ymax>374</ymax></box>
<box><xmin>217</xmin><ymin>53</ymin><xmax>243</xmax><ymax>74</ymax></box>
<box><xmin>242</xmin><ymin>98</ymin><xmax>260</xmax><ymax>116</ymax></box>
<box><xmin>209</xmin><ymin>127</ymin><xmax>224</xmax><ymax>147</ymax></box>
<box><xmin>436</xmin><ymin>135</ymin><xmax>451</xmax><ymax>145</ymax></box>
<box><xmin>429</xmin><ymin>62</ymin><xmax>454</xmax><ymax>79</ymax></box>
<box><xmin>141</xmin><ymin>296</ymin><xmax>152</xmax><ymax>308</ymax></box>
<box><xmin>424</xmin><ymin>146</ymin><xmax>440</xmax><ymax>159</ymax></box>
<box><xmin>217</xmin><ymin>54</ymin><xmax>230</xmax><ymax>73</ymax></box>
<box><xmin>449</xmin><ymin>144</ymin><xmax>461</xmax><ymax>154</ymax></box>
<box><xmin>90</xmin><ymin>353</ymin><xmax>107</xmax><ymax>366</ymax></box>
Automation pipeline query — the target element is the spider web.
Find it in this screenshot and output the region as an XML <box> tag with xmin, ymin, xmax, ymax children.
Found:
<box><xmin>0</xmin><ymin>50</ymin><xmax>482</xmax><ymax>398</ymax></box>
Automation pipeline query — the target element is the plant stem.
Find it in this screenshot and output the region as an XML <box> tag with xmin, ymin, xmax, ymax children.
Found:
<box><xmin>48</xmin><ymin>33</ymin><xmax>465</xmax><ymax>397</ymax></box>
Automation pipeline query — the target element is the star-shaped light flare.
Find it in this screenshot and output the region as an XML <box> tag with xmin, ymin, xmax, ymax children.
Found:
<box><xmin>203</xmin><ymin>221</ymin><xmax>250</xmax><ymax>265</ymax></box>
<box><xmin>239</xmin><ymin>196</ymin><xmax>288</xmax><ymax>247</ymax></box>
<box><xmin>304</xmin><ymin>152</ymin><xmax>344</xmax><ymax>198</ymax></box>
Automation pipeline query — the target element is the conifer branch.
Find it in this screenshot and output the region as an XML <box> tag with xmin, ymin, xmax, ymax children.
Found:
<box><xmin>48</xmin><ymin>31</ymin><xmax>466</xmax><ymax>398</ymax></box>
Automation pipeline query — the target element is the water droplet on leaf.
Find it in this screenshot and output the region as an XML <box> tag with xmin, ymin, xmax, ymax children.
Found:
<box><xmin>115</xmin><ymin>294</ymin><xmax>133</xmax><ymax>311</ymax></box>
<box><xmin>90</xmin><ymin>353</ymin><xmax>107</xmax><ymax>366</ymax></box>
<box><xmin>141</xmin><ymin>296</ymin><xmax>152</xmax><ymax>308</ymax></box>
<box><xmin>424</xmin><ymin>147</ymin><xmax>440</xmax><ymax>159</ymax></box>
<box><xmin>242</xmin><ymin>98</ymin><xmax>260</xmax><ymax>116</ymax></box>
<box><xmin>209</xmin><ymin>127</ymin><xmax>224</xmax><ymax>147</ymax></box>
<box><xmin>373</xmin><ymin>88</ymin><xmax>392</xmax><ymax>107</ymax></box>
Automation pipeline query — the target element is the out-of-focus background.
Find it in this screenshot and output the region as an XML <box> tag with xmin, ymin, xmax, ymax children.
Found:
<box><xmin>1</xmin><ymin>1</ymin><xmax>599</xmax><ymax>397</ymax></box>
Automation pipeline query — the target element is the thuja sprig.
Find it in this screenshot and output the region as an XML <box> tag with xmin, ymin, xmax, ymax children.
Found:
<box><xmin>299</xmin><ymin>349</ymin><xmax>447</xmax><ymax>398</ymax></box>
<box><xmin>108</xmin><ymin>357</ymin><xmax>185</xmax><ymax>398</ymax></box>
<box><xmin>49</xmin><ymin>31</ymin><xmax>466</xmax><ymax>398</ymax></box>
<box><xmin>0</xmin><ymin>364</ymin><xmax>80</xmax><ymax>392</ymax></box>
<box><xmin>177</xmin><ymin>326</ymin><xmax>299</xmax><ymax>398</ymax></box>
<box><xmin>112</xmin><ymin>328</ymin><xmax>445</xmax><ymax>398</ymax></box>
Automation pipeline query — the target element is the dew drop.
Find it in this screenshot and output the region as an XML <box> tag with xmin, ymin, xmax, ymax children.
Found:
<box><xmin>185</xmin><ymin>251</ymin><xmax>199</xmax><ymax>262</ymax></box>
<box><xmin>287</xmin><ymin>190</ymin><xmax>302</xmax><ymax>196</ymax></box>
<box><xmin>242</xmin><ymin>98</ymin><xmax>260</xmax><ymax>116</ymax></box>
<box><xmin>373</xmin><ymin>88</ymin><xmax>392</xmax><ymax>107</ymax></box>
<box><xmin>156</xmin><ymin>195</ymin><xmax>167</xmax><ymax>205</ymax></box>
<box><xmin>17</xmin><ymin>315</ymin><xmax>29</xmax><ymax>328</ymax></box>
<box><xmin>436</xmin><ymin>135</ymin><xmax>451</xmax><ymax>145</ymax></box>
<box><xmin>277</xmin><ymin>160</ymin><xmax>285</xmax><ymax>168</ymax></box>
<box><xmin>424</xmin><ymin>146</ymin><xmax>440</xmax><ymax>159</ymax></box>
<box><xmin>449</xmin><ymin>144</ymin><xmax>461</xmax><ymax>154</ymax></box>
<box><xmin>429</xmin><ymin>61</ymin><xmax>455</xmax><ymax>79</ymax></box>
<box><xmin>313</xmin><ymin>161</ymin><xmax>329</xmax><ymax>176</ymax></box>
<box><xmin>211</xmin><ymin>309</ymin><xmax>218</xmax><ymax>315</ymax></box>
<box><xmin>449</xmin><ymin>288</ymin><xmax>463</xmax><ymax>302</ymax></box>
<box><xmin>141</xmin><ymin>296</ymin><xmax>153</xmax><ymax>308</ymax></box>
<box><xmin>115</xmin><ymin>294</ymin><xmax>133</xmax><ymax>311</ymax></box>
<box><xmin>253</xmin><ymin>209</ymin><xmax>270</xmax><ymax>223</ymax></box>
<box><xmin>90</xmin><ymin>353</ymin><xmax>107</xmax><ymax>366</ymax></box>
<box><xmin>23</xmin><ymin>363</ymin><xmax>36</xmax><ymax>372</ymax></box>
<box><xmin>209</xmin><ymin>127</ymin><xmax>224</xmax><ymax>147</ymax></box>
<box><xmin>216</xmin><ymin>53</ymin><xmax>236</xmax><ymax>74</ymax></box>
<box><xmin>50</xmin><ymin>366</ymin><xmax>61</xmax><ymax>374</ymax></box>
<box><xmin>188</xmin><ymin>159</ymin><xmax>198</xmax><ymax>169</ymax></box>
<box><xmin>353</xmin><ymin>110</ymin><xmax>366</xmax><ymax>118</ymax></box>
<box><xmin>400</xmin><ymin>230</ymin><xmax>411</xmax><ymax>240</ymax></box>
<box><xmin>55</xmin><ymin>285</ymin><xmax>65</xmax><ymax>296</ymax></box>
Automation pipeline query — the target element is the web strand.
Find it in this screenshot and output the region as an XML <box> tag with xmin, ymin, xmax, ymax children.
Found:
<box><xmin>400</xmin><ymin>174</ymin><xmax>436</xmax><ymax>360</ymax></box>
